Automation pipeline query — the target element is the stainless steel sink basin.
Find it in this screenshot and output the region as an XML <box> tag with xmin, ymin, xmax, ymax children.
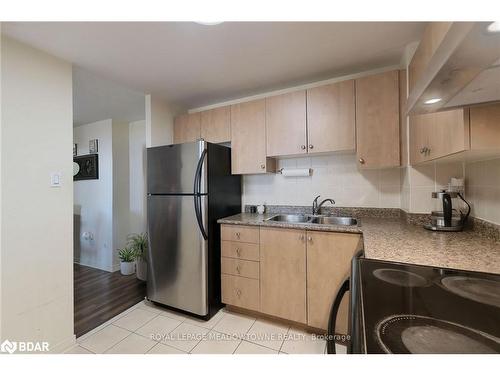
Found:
<box><xmin>266</xmin><ymin>214</ymin><xmax>358</xmax><ymax>226</ymax></box>
<box><xmin>266</xmin><ymin>214</ymin><xmax>310</xmax><ymax>223</ymax></box>
<box><xmin>309</xmin><ymin>216</ymin><xmax>358</xmax><ymax>226</ymax></box>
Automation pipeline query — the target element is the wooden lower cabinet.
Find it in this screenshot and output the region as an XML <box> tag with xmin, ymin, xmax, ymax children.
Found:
<box><xmin>221</xmin><ymin>224</ymin><xmax>361</xmax><ymax>333</ymax></box>
<box><xmin>221</xmin><ymin>224</ymin><xmax>259</xmax><ymax>244</ymax></box>
<box><xmin>259</xmin><ymin>227</ymin><xmax>307</xmax><ymax>324</ymax></box>
<box><xmin>306</xmin><ymin>231</ymin><xmax>362</xmax><ymax>333</ymax></box>
<box><xmin>221</xmin><ymin>274</ymin><xmax>260</xmax><ymax>311</ymax></box>
<box><xmin>221</xmin><ymin>257</ymin><xmax>259</xmax><ymax>279</ymax></box>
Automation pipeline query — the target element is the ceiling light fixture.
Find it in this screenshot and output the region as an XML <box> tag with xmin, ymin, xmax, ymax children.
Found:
<box><xmin>487</xmin><ymin>22</ymin><xmax>500</xmax><ymax>33</ymax></box>
<box><xmin>424</xmin><ymin>98</ymin><xmax>442</xmax><ymax>105</ymax></box>
<box><xmin>195</xmin><ymin>21</ymin><xmax>223</xmax><ymax>26</ymax></box>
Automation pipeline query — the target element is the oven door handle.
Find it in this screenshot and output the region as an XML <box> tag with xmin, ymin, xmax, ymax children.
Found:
<box><xmin>326</xmin><ymin>277</ymin><xmax>350</xmax><ymax>354</ymax></box>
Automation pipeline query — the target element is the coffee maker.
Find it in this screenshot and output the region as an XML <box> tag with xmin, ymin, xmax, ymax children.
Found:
<box><xmin>424</xmin><ymin>190</ymin><xmax>471</xmax><ymax>232</ymax></box>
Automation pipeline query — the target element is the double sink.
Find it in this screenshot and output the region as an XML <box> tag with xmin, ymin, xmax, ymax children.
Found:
<box><xmin>265</xmin><ymin>214</ymin><xmax>358</xmax><ymax>226</ymax></box>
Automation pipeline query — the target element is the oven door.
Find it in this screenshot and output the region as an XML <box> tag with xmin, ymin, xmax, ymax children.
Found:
<box><xmin>327</xmin><ymin>250</ymin><xmax>365</xmax><ymax>354</ymax></box>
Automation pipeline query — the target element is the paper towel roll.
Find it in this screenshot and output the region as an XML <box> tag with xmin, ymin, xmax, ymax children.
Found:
<box><xmin>280</xmin><ymin>168</ymin><xmax>311</xmax><ymax>177</ymax></box>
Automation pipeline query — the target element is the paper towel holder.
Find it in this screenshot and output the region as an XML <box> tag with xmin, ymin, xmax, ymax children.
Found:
<box><xmin>277</xmin><ymin>168</ymin><xmax>312</xmax><ymax>177</ymax></box>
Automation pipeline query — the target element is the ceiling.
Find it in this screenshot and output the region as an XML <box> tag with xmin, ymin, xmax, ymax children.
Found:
<box><xmin>73</xmin><ymin>67</ymin><xmax>145</xmax><ymax>126</ymax></box>
<box><xmin>3</xmin><ymin>22</ymin><xmax>425</xmax><ymax>109</ymax></box>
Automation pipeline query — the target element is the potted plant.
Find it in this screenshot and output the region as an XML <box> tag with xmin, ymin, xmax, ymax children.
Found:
<box><xmin>118</xmin><ymin>246</ymin><xmax>136</xmax><ymax>275</ymax></box>
<box><xmin>127</xmin><ymin>233</ymin><xmax>148</xmax><ymax>281</ymax></box>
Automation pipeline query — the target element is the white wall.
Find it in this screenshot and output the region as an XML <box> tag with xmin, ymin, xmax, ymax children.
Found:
<box><xmin>129</xmin><ymin>120</ymin><xmax>147</xmax><ymax>234</ymax></box>
<box><xmin>74</xmin><ymin>119</ymin><xmax>131</xmax><ymax>271</ymax></box>
<box><xmin>112</xmin><ymin>120</ymin><xmax>130</xmax><ymax>267</ymax></box>
<box><xmin>145</xmin><ymin>94</ymin><xmax>176</xmax><ymax>147</ymax></box>
<box><xmin>243</xmin><ymin>154</ymin><xmax>401</xmax><ymax>208</ymax></box>
<box><xmin>73</xmin><ymin>120</ymin><xmax>114</xmax><ymax>270</ymax></box>
<box><xmin>1</xmin><ymin>36</ymin><xmax>74</xmax><ymax>352</ymax></box>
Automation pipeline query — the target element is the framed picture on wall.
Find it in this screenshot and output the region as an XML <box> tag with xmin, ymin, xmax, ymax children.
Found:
<box><xmin>89</xmin><ymin>139</ymin><xmax>98</xmax><ymax>153</ymax></box>
<box><xmin>73</xmin><ymin>154</ymin><xmax>99</xmax><ymax>181</ymax></box>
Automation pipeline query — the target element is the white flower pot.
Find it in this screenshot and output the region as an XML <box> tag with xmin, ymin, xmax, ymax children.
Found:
<box><xmin>136</xmin><ymin>259</ymin><xmax>147</xmax><ymax>281</ymax></box>
<box><xmin>120</xmin><ymin>261</ymin><xmax>135</xmax><ymax>275</ymax></box>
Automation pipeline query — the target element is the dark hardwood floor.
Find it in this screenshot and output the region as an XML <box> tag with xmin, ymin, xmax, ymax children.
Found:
<box><xmin>74</xmin><ymin>263</ymin><xmax>146</xmax><ymax>337</ymax></box>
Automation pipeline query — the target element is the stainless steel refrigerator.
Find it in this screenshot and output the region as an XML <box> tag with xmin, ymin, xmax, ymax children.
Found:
<box><xmin>146</xmin><ymin>140</ymin><xmax>241</xmax><ymax>319</ymax></box>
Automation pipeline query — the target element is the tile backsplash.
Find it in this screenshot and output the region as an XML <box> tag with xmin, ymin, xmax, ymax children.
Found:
<box><xmin>242</xmin><ymin>153</ymin><xmax>401</xmax><ymax>209</ymax></box>
<box><xmin>466</xmin><ymin>158</ymin><xmax>500</xmax><ymax>225</ymax></box>
<box><xmin>242</xmin><ymin>154</ymin><xmax>500</xmax><ymax>226</ymax></box>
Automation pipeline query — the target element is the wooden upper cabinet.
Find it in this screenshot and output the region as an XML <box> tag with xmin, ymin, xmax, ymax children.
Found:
<box><xmin>355</xmin><ymin>70</ymin><xmax>400</xmax><ymax>169</ymax></box>
<box><xmin>399</xmin><ymin>69</ymin><xmax>409</xmax><ymax>167</ymax></box>
<box><xmin>409</xmin><ymin>103</ymin><xmax>500</xmax><ymax>165</ymax></box>
<box><xmin>200</xmin><ymin>106</ymin><xmax>231</xmax><ymax>143</ymax></box>
<box><xmin>469</xmin><ymin>103</ymin><xmax>500</xmax><ymax>150</ymax></box>
<box><xmin>260</xmin><ymin>227</ymin><xmax>307</xmax><ymax>324</ymax></box>
<box><xmin>409</xmin><ymin>108</ymin><xmax>469</xmax><ymax>164</ymax></box>
<box><xmin>408</xmin><ymin>22</ymin><xmax>453</xmax><ymax>93</ymax></box>
<box><xmin>306</xmin><ymin>80</ymin><xmax>356</xmax><ymax>153</ymax></box>
<box><xmin>266</xmin><ymin>90</ymin><xmax>307</xmax><ymax>157</ymax></box>
<box><xmin>230</xmin><ymin>99</ymin><xmax>276</xmax><ymax>174</ymax></box>
<box><xmin>307</xmin><ymin>232</ymin><xmax>361</xmax><ymax>333</ymax></box>
<box><xmin>173</xmin><ymin>113</ymin><xmax>201</xmax><ymax>144</ymax></box>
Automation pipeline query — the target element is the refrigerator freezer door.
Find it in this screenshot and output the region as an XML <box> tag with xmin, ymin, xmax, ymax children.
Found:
<box><xmin>147</xmin><ymin>141</ymin><xmax>207</xmax><ymax>195</ymax></box>
<box><xmin>147</xmin><ymin>194</ymin><xmax>208</xmax><ymax>316</ymax></box>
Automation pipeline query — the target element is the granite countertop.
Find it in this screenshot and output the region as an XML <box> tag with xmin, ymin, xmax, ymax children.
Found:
<box><xmin>218</xmin><ymin>213</ymin><xmax>500</xmax><ymax>274</ymax></box>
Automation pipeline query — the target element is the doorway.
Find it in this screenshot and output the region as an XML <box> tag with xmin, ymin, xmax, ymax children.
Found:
<box><xmin>72</xmin><ymin>68</ymin><xmax>148</xmax><ymax>337</ymax></box>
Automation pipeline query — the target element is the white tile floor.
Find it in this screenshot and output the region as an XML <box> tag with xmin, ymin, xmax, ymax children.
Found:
<box><xmin>66</xmin><ymin>300</ymin><xmax>347</xmax><ymax>354</ymax></box>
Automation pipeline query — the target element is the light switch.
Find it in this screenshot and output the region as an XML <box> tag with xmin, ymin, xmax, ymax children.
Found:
<box><xmin>51</xmin><ymin>172</ymin><xmax>62</xmax><ymax>187</ymax></box>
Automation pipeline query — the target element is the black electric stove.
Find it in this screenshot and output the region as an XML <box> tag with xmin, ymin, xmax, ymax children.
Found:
<box><xmin>355</xmin><ymin>258</ymin><xmax>500</xmax><ymax>354</ymax></box>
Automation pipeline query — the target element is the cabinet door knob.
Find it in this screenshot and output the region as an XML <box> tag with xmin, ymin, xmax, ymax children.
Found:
<box><xmin>260</xmin><ymin>164</ymin><xmax>265</xmax><ymax>169</ymax></box>
<box><xmin>307</xmin><ymin>236</ymin><xmax>312</xmax><ymax>242</ymax></box>
<box><xmin>299</xmin><ymin>234</ymin><xmax>305</xmax><ymax>241</ymax></box>
<box><xmin>236</xmin><ymin>288</ymin><xmax>242</xmax><ymax>297</ymax></box>
<box><xmin>301</xmin><ymin>145</ymin><xmax>306</xmax><ymax>150</ymax></box>
<box><xmin>309</xmin><ymin>144</ymin><xmax>314</xmax><ymax>149</ymax></box>
<box><xmin>358</xmin><ymin>158</ymin><xmax>365</xmax><ymax>164</ymax></box>
<box><xmin>236</xmin><ymin>248</ymin><xmax>241</xmax><ymax>256</ymax></box>
<box><xmin>236</xmin><ymin>265</ymin><xmax>241</xmax><ymax>274</ymax></box>
<box><xmin>235</xmin><ymin>232</ymin><xmax>240</xmax><ymax>238</ymax></box>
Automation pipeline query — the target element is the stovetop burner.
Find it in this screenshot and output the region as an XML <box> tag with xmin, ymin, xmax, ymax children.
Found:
<box><xmin>357</xmin><ymin>259</ymin><xmax>500</xmax><ymax>354</ymax></box>
<box><xmin>372</xmin><ymin>268</ymin><xmax>430</xmax><ymax>287</ymax></box>
<box><xmin>440</xmin><ymin>276</ymin><xmax>500</xmax><ymax>308</ymax></box>
<box><xmin>376</xmin><ymin>315</ymin><xmax>500</xmax><ymax>354</ymax></box>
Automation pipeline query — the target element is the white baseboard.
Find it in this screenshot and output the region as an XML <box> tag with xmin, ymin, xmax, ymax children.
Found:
<box><xmin>73</xmin><ymin>260</ymin><xmax>114</xmax><ymax>273</ymax></box>
<box><xmin>111</xmin><ymin>263</ymin><xmax>121</xmax><ymax>272</ymax></box>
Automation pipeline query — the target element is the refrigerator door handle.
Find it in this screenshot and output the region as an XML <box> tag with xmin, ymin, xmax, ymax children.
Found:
<box><xmin>194</xmin><ymin>149</ymin><xmax>208</xmax><ymax>240</ymax></box>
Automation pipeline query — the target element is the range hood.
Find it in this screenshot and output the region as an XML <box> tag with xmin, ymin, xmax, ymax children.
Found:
<box><xmin>407</xmin><ymin>22</ymin><xmax>500</xmax><ymax>114</ymax></box>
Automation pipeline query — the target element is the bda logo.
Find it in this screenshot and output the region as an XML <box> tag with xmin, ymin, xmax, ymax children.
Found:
<box><xmin>0</xmin><ymin>340</ymin><xmax>17</xmax><ymax>354</ymax></box>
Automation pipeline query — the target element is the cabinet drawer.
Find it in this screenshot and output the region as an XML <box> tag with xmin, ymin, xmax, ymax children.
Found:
<box><xmin>221</xmin><ymin>224</ymin><xmax>259</xmax><ymax>244</ymax></box>
<box><xmin>221</xmin><ymin>257</ymin><xmax>259</xmax><ymax>279</ymax></box>
<box><xmin>221</xmin><ymin>274</ymin><xmax>260</xmax><ymax>311</ymax></box>
<box><xmin>221</xmin><ymin>241</ymin><xmax>259</xmax><ymax>261</ymax></box>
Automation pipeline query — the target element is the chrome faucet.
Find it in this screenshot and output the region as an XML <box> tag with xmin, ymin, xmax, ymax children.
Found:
<box><xmin>312</xmin><ymin>195</ymin><xmax>336</xmax><ymax>215</ymax></box>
